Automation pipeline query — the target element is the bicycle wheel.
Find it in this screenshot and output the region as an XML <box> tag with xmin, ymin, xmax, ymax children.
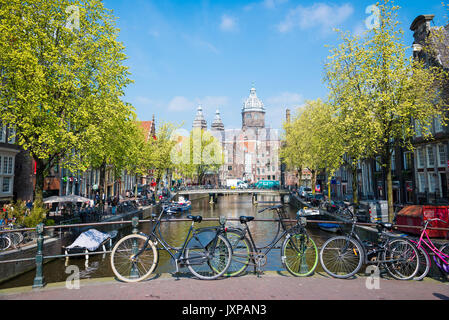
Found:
<box><xmin>185</xmin><ymin>234</ymin><xmax>232</xmax><ymax>280</ymax></box>
<box><xmin>110</xmin><ymin>234</ymin><xmax>158</xmax><ymax>283</ymax></box>
<box><xmin>9</xmin><ymin>232</ymin><xmax>24</xmax><ymax>248</ymax></box>
<box><xmin>225</xmin><ymin>229</ymin><xmax>253</xmax><ymax>277</ymax></box>
<box><xmin>282</xmin><ymin>232</ymin><xmax>318</xmax><ymax>277</ymax></box>
<box><xmin>319</xmin><ymin>236</ymin><xmax>364</xmax><ymax>279</ymax></box>
<box><xmin>438</xmin><ymin>244</ymin><xmax>449</xmax><ymax>279</ymax></box>
<box><xmin>410</xmin><ymin>242</ymin><xmax>431</xmax><ymax>281</ymax></box>
<box><xmin>0</xmin><ymin>236</ymin><xmax>11</xmax><ymax>251</ymax></box>
<box><xmin>383</xmin><ymin>238</ymin><xmax>419</xmax><ymax>281</ymax></box>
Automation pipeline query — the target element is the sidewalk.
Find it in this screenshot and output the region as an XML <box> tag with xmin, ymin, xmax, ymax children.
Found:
<box><xmin>1</xmin><ymin>272</ymin><xmax>448</xmax><ymax>300</ymax></box>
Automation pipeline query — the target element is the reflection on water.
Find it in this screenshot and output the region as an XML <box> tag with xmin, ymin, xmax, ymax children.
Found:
<box><xmin>0</xmin><ymin>195</ymin><xmax>333</xmax><ymax>289</ymax></box>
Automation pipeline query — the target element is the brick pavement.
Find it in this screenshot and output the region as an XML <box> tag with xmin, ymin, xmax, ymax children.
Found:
<box><xmin>1</xmin><ymin>271</ymin><xmax>448</xmax><ymax>300</ymax></box>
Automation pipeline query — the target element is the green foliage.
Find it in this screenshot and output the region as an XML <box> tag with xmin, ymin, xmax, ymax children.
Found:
<box><xmin>0</xmin><ymin>0</ymin><xmax>133</xmax><ymax>195</ymax></box>
<box><xmin>23</xmin><ymin>196</ymin><xmax>48</xmax><ymax>228</ymax></box>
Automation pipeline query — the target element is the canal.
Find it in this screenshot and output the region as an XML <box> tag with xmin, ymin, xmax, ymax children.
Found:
<box><xmin>0</xmin><ymin>194</ymin><xmax>334</xmax><ymax>289</ymax></box>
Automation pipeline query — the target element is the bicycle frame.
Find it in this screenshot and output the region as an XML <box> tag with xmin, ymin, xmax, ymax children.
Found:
<box><xmin>415</xmin><ymin>226</ymin><xmax>449</xmax><ymax>264</ymax></box>
<box><xmin>236</xmin><ymin>209</ymin><xmax>307</xmax><ymax>268</ymax></box>
<box><xmin>133</xmin><ymin>212</ymin><xmax>224</xmax><ymax>269</ymax></box>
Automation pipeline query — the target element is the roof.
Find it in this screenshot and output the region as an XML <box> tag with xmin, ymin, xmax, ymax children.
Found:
<box><xmin>138</xmin><ymin>120</ymin><xmax>156</xmax><ymax>141</ymax></box>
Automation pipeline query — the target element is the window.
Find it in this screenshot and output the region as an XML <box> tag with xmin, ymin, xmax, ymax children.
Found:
<box><xmin>426</xmin><ymin>145</ymin><xmax>435</xmax><ymax>168</ymax></box>
<box><xmin>437</xmin><ymin>144</ymin><xmax>446</xmax><ymax>167</ymax></box>
<box><xmin>428</xmin><ymin>173</ymin><xmax>437</xmax><ymax>193</ymax></box>
<box><xmin>418</xmin><ymin>173</ymin><xmax>426</xmax><ymax>193</ymax></box>
<box><xmin>403</xmin><ymin>152</ymin><xmax>413</xmax><ymax>170</ymax></box>
<box><xmin>415</xmin><ymin>120</ymin><xmax>422</xmax><ymax>137</ymax></box>
<box><xmin>7</xmin><ymin>126</ymin><xmax>15</xmax><ymax>144</ymax></box>
<box><xmin>417</xmin><ymin>148</ymin><xmax>425</xmax><ymax>169</ymax></box>
<box><xmin>434</xmin><ymin>115</ymin><xmax>443</xmax><ymax>133</ymax></box>
<box><xmin>2</xmin><ymin>177</ymin><xmax>11</xmax><ymax>193</ymax></box>
<box><xmin>2</xmin><ymin>156</ymin><xmax>13</xmax><ymax>175</ymax></box>
<box><xmin>0</xmin><ymin>122</ymin><xmax>5</xmax><ymax>143</ymax></box>
<box><xmin>375</xmin><ymin>157</ymin><xmax>381</xmax><ymax>172</ymax></box>
<box><xmin>228</xmin><ymin>166</ymin><xmax>232</xmax><ymax>171</ymax></box>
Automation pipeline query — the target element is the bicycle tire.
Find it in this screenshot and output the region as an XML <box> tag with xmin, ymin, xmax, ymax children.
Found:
<box><xmin>110</xmin><ymin>234</ymin><xmax>158</xmax><ymax>283</ymax></box>
<box><xmin>9</xmin><ymin>232</ymin><xmax>24</xmax><ymax>248</ymax></box>
<box><xmin>438</xmin><ymin>243</ymin><xmax>449</xmax><ymax>279</ymax></box>
<box><xmin>410</xmin><ymin>241</ymin><xmax>431</xmax><ymax>281</ymax></box>
<box><xmin>383</xmin><ymin>238</ymin><xmax>419</xmax><ymax>281</ymax></box>
<box><xmin>282</xmin><ymin>232</ymin><xmax>318</xmax><ymax>277</ymax></box>
<box><xmin>319</xmin><ymin>236</ymin><xmax>364</xmax><ymax>279</ymax></box>
<box><xmin>0</xmin><ymin>236</ymin><xmax>11</xmax><ymax>251</ymax></box>
<box><xmin>225</xmin><ymin>228</ymin><xmax>254</xmax><ymax>277</ymax></box>
<box><xmin>185</xmin><ymin>234</ymin><xmax>232</xmax><ymax>280</ymax></box>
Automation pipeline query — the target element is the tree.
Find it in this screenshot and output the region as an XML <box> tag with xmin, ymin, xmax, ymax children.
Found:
<box><xmin>282</xmin><ymin>99</ymin><xmax>344</xmax><ymax>195</ymax></box>
<box><xmin>0</xmin><ymin>0</ymin><xmax>133</xmax><ymax>199</ymax></box>
<box><xmin>324</xmin><ymin>0</ymin><xmax>447</xmax><ymax>221</ymax></box>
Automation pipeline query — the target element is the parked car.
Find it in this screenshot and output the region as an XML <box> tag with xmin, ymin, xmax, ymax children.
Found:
<box><xmin>299</xmin><ymin>187</ymin><xmax>312</xmax><ymax>198</ymax></box>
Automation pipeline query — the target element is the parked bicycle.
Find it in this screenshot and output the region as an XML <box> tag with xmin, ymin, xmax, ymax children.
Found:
<box><xmin>224</xmin><ymin>204</ymin><xmax>318</xmax><ymax>277</ymax></box>
<box><xmin>319</xmin><ymin>205</ymin><xmax>420</xmax><ymax>280</ymax></box>
<box><xmin>110</xmin><ymin>211</ymin><xmax>233</xmax><ymax>282</ymax></box>
<box><xmin>405</xmin><ymin>218</ymin><xmax>449</xmax><ymax>281</ymax></box>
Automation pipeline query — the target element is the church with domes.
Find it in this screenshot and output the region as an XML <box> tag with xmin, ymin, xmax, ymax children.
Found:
<box><xmin>192</xmin><ymin>86</ymin><xmax>281</xmax><ymax>185</ymax></box>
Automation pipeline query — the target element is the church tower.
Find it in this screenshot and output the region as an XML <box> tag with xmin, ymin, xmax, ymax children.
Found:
<box><xmin>192</xmin><ymin>105</ymin><xmax>208</xmax><ymax>130</ymax></box>
<box><xmin>242</xmin><ymin>85</ymin><xmax>266</xmax><ymax>129</ymax></box>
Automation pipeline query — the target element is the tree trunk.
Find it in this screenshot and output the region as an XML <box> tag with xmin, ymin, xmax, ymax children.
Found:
<box><xmin>385</xmin><ymin>156</ymin><xmax>394</xmax><ymax>223</ymax></box>
<box><xmin>34</xmin><ymin>157</ymin><xmax>46</xmax><ymax>201</ymax></box>
<box><xmin>311</xmin><ymin>170</ymin><xmax>316</xmax><ymax>195</ymax></box>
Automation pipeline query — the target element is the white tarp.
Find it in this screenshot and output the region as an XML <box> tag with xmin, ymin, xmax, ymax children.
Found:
<box><xmin>66</xmin><ymin>229</ymin><xmax>113</xmax><ymax>252</ymax></box>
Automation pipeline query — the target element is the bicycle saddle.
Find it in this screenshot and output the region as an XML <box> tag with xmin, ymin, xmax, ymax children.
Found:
<box><xmin>187</xmin><ymin>215</ymin><xmax>203</xmax><ymax>223</ymax></box>
<box><xmin>239</xmin><ymin>216</ymin><xmax>255</xmax><ymax>224</ymax></box>
<box><xmin>376</xmin><ymin>222</ymin><xmax>393</xmax><ymax>230</ymax></box>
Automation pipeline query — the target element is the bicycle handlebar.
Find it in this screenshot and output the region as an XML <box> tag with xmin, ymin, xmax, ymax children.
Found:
<box><xmin>258</xmin><ymin>204</ymin><xmax>283</xmax><ymax>214</ymax></box>
<box><xmin>425</xmin><ymin>218</ymin><xmax>448</xmax><ymax>226</ymax></box>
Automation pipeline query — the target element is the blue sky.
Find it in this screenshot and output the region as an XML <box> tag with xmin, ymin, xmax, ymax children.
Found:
<box><xmin>102</xmin><ymin>0</ymin><xmax>448</xmax><ymax>130</ymax></box>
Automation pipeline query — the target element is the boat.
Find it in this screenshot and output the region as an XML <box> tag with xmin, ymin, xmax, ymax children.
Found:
<box><xmin>317</xmin><ymin>223</ymin><xmax>340</xmax><ymax>233</ymax></box>
<box><xmin>162</xmin><ymin>197</ymin><xmax>192</xmax><ymax>214</ymax></box>
<box><xmin>298</xmin><ymin>208</ymin><xmax>321</xmax><ymax>216</ymax></box>
<box><xmin>63</xmin><ymin>229</ymin><xmax>118</xmax><ymax>262</ymax></box>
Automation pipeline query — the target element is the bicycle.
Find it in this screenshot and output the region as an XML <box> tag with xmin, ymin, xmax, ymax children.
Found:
<box><xmin>0</xmin><ymin>230</ymin><xmax>11</xmax><ymax>251</ymax></box>
<box><xmin>110</xmin><ymin>211</ymin><xmax>233</xmax><ymax>282</ymax></box>
<box><xmin>224</xmin><ymin>204</ymin><xmax>318</xmax><ymax>277</ymax></box>
<box><xmin>319</xmin><ymin>205</ymin><xmax>420</xmax><ymax>280</ymax></box>
<box><xmin>405</xmin><ymin>218</ymin><xmax>449</xmax><ymax>281</ymax></box>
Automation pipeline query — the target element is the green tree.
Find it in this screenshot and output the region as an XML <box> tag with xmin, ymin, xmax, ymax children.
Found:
<box><xmin>324</xmin><ymin>0</ymin><xmax>447</xmax><ymax>220</ymax></box>
<box><xmin>282</xmin><ymin>99</ymin><xmax>344</xmax><ymax>195</ymax></box>
<box><xmin>0</xmin><ymin>0</ymin><xmax>133</xmax><ymax>199</ymax></box>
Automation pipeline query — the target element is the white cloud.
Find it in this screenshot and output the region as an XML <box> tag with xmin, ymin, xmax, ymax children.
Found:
<box><xmin>220</xmin><ymin>15</ymin><xmax>238</xmax><ymax>32</ymax></box>
<box><xmin>182</xmin><ymin>34</ymin><xmax>220</xmax><ymax>54</ymax></box>
<box><xmin>168</xmin><ymin>96</ymin><xmax>195</xmax><ymax>112</ymax></box>
<box><xmin>278</xmin><ymin>3</ymin><xmax>354</xmax><ymax>34</ymax></box>
<box><xmin>263</xmin><ymin>0</ymin><xmax>288</xmax><ymax>9</ymax></box>
<box><xmin>266</xmin><ymin>92</ymin><xmax>304</xmax><ymax>107</ymax></box>
<box><xmin>168</xmin><ymin>96</ymin><xmax>229</xmax><ymax>113</ymax></box>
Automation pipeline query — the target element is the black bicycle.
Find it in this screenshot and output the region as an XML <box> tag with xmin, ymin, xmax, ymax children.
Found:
<box><xmin>224</xmin><ymin>204</ymin><xmax>319</xmax><ymax>277</ymax></box>
<box><xmin>110</xmin><ymin>211</ymin><xmax>233</xmax><ymax>282</ymax></box>
<box><xmin>319</xmin><ymin>205</ymin><xmax>420</xmax><ymax>280</ymax></box>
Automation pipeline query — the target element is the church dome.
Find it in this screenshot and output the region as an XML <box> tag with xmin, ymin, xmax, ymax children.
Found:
<box><xmin>211</xmin><ymin>109</ymin><xmax>225</xmax><ymax>131</ymax></box>
<box><xmin>242</xmin><ymin>86</ymin><xmax>265</xmax><ymax>113</ymax></box>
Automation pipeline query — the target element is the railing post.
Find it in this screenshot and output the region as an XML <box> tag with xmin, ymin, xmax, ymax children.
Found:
<box><xmin>130</xmin><ymin>217</ymin><xmax>140</xmax><ymax>279</ymax></box>
<box><xmin>33</xmin><ymin>223</ymin><xmax>46</xmax><ymax>289</ymax></box>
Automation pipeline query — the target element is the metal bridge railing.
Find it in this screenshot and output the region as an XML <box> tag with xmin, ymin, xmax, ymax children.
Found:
<box><xmin>0</xmin><ymin>215</ymin><xmax>448</xmax><ymax>289</ymax></box>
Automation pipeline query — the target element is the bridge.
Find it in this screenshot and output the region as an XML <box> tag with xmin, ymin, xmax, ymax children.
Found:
<box><xmin>176</xmin><ymin>188</ymin><xmax>291</xmax><ymax>204</ymax></box>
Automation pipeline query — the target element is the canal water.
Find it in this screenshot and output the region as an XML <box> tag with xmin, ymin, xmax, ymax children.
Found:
<box><xmin>0</xmin><ymin>194</ymin><xmax>334</xmax><ymax>289</ymax></box>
